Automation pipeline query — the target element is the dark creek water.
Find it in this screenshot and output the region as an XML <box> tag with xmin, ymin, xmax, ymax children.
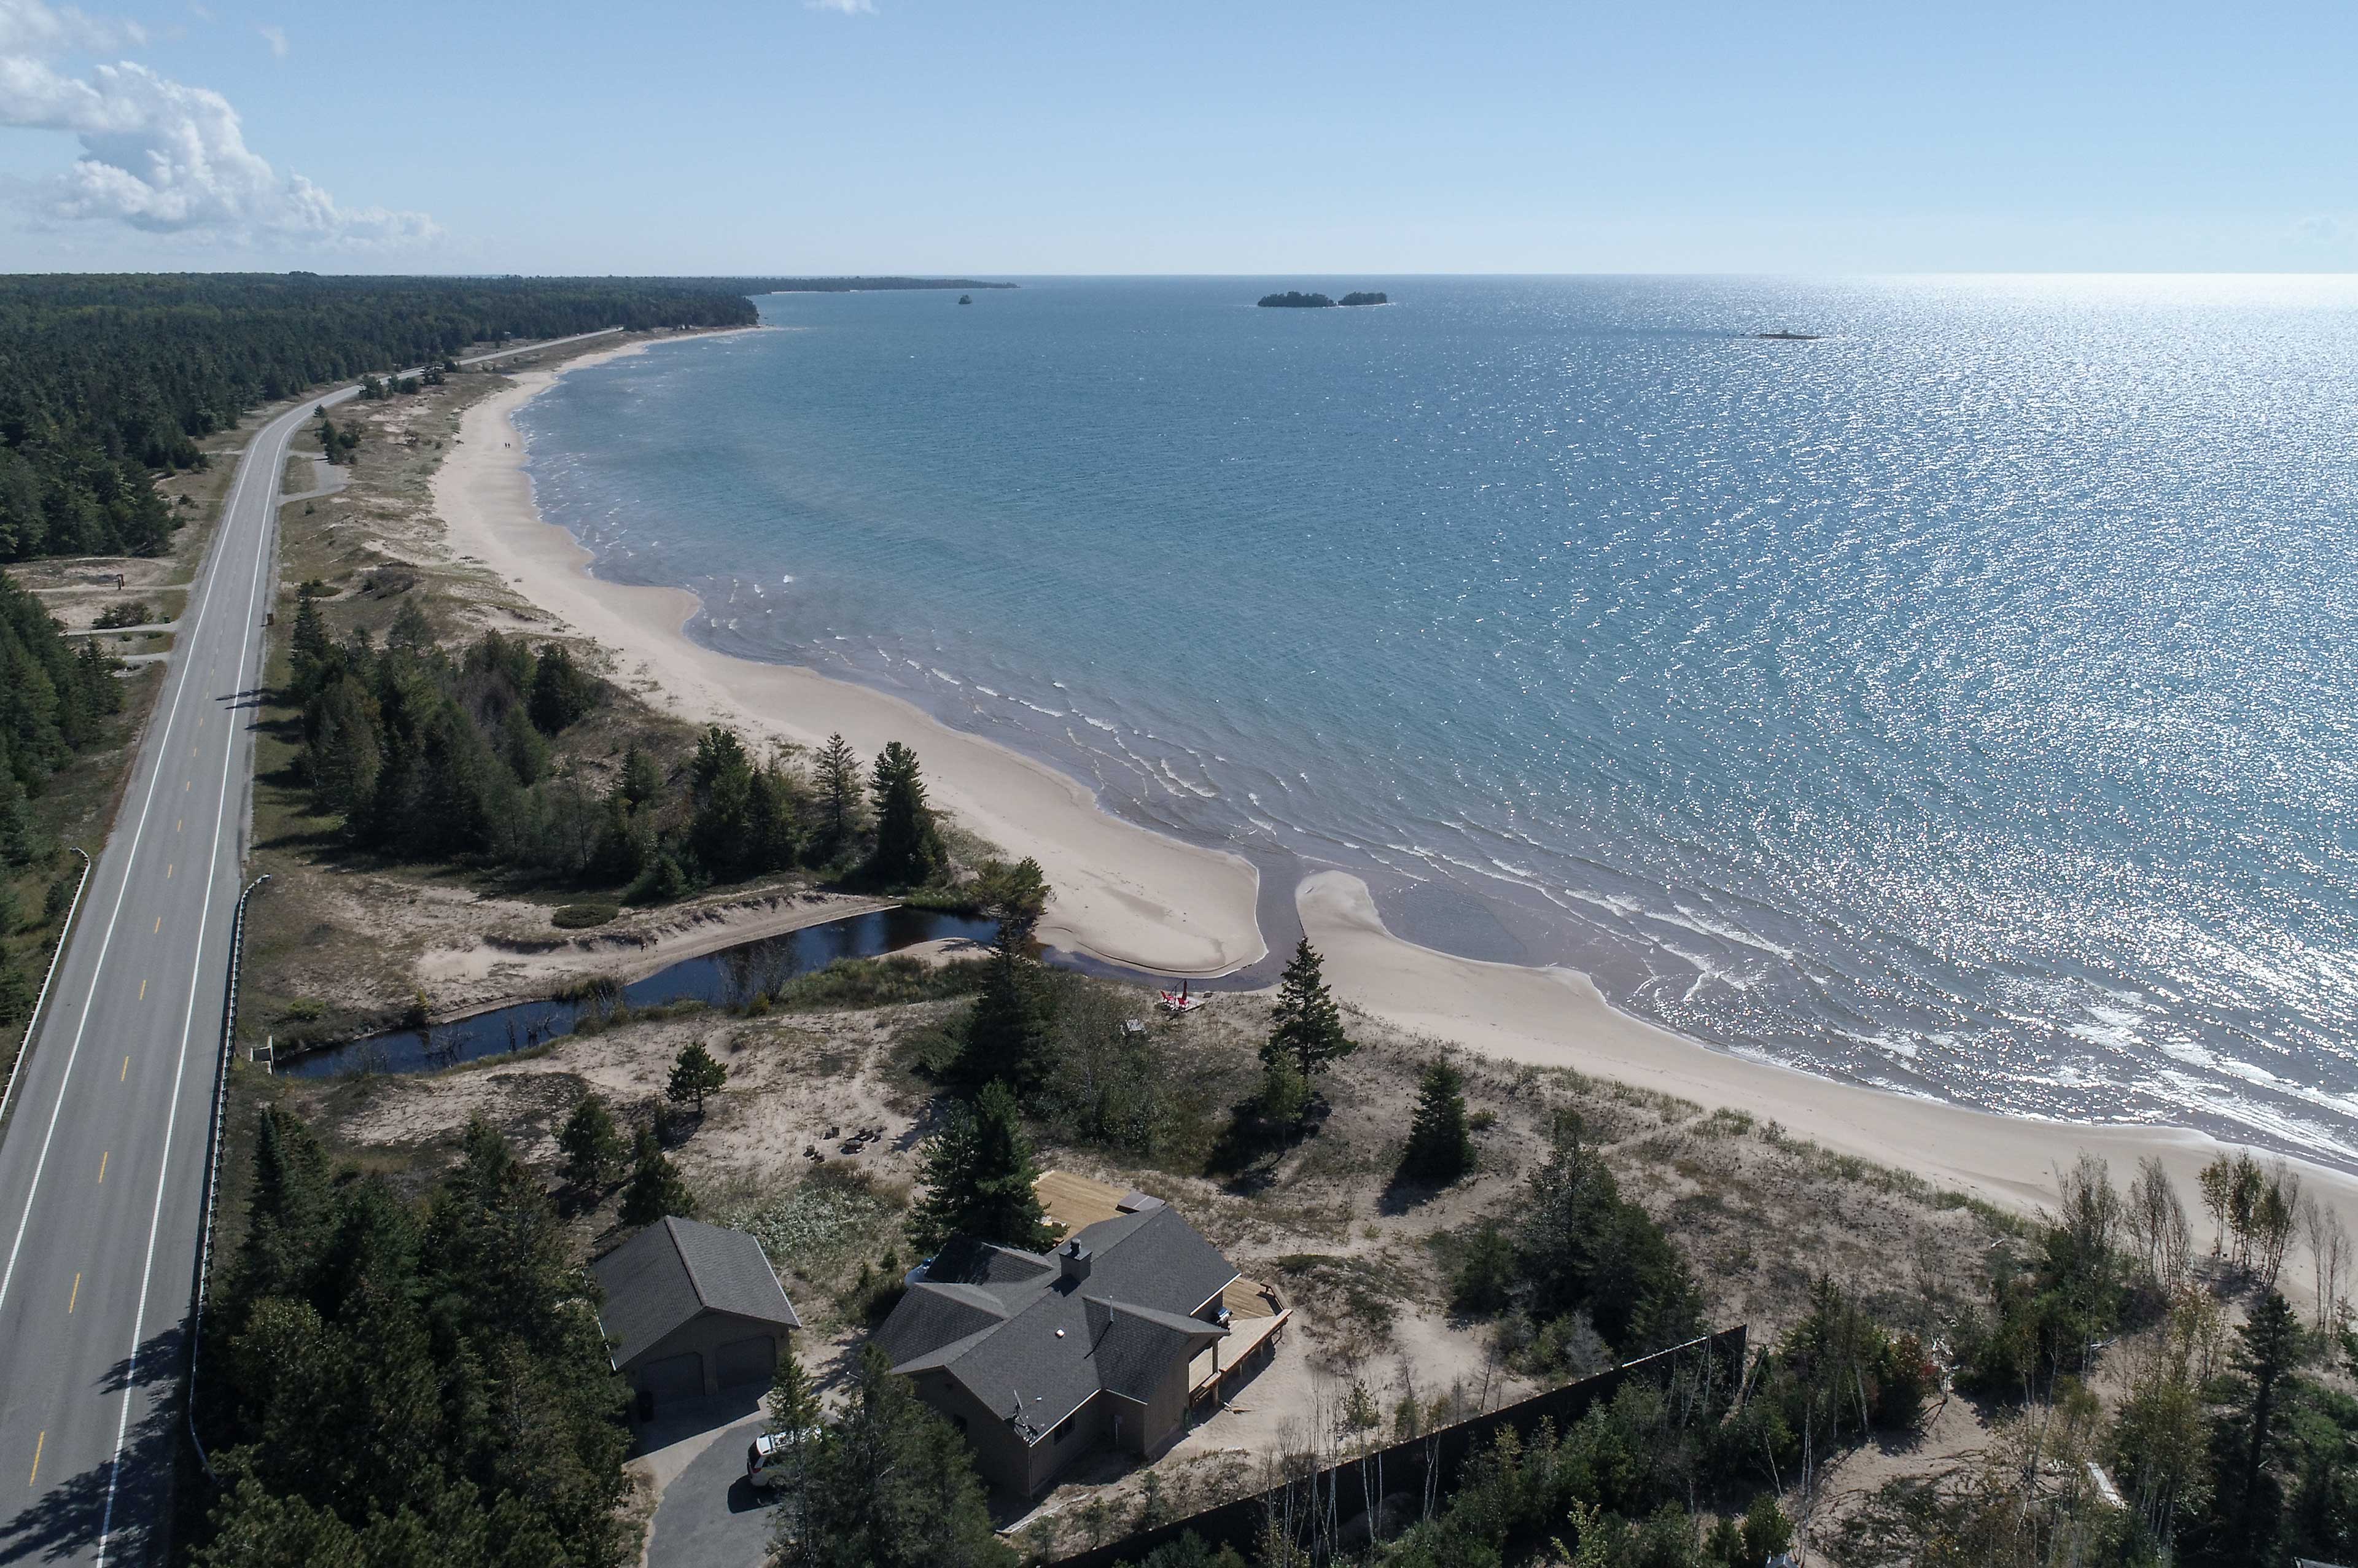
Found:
<box><xmin>281</xmin><ymin>907</ymin><xmax>997</xmax><ymax>1078</ymax></box>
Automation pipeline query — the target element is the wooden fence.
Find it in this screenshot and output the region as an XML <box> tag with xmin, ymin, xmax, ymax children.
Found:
<box><xmin>1047</xmin><ymin>1324</ymin><xmax>1748</xmax><ymax>1567</ymax></box>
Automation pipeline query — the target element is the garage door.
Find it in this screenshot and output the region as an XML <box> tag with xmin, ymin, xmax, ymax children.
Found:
<box><xmin>714</xmin><ymin>1335</ymin><xmax>776</xmax><ymax>1389</ymax></box>
<box><xmin>637</xmin><ymin>1353</ymin><xmax>702</xmax><ymax>1405</ymax></box>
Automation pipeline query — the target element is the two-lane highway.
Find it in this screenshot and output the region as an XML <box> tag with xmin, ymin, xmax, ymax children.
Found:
<box><xmin>0</xmin><ymin>328</ymin><xmax>620</xmax><ymax>1566</ymax></box>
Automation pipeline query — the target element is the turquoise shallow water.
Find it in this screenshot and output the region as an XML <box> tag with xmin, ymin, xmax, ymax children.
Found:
<box><xmin>517</xmin><ymin>276</ymin><xmax>2358</xmax><ymax>1165</ymax></box>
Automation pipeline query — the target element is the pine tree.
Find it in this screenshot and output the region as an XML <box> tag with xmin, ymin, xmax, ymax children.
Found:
<box><xmin>620</xmin><ymin>1126</ymin><xmax>695</xmax><ymax>1225</ymax></box>
<box><xmin>1401</xmin><ymin>1057</ymin><xmax>1474</xmax><ymax>1182</ymax></box>
<box><xmin>617</xmin><ymin>744</ymin><xmax>661</xmax><ymax>809</ymax></box>
<box><xmin>769</xmin><ymin>1338</ymin><xmax>822</xmax><ymax>1436</ymax></box>
<box><xmin>666</xmin><ymin>1039</ymin><xmax>729</xmax><ymax>1117</ymax></box>
<box><xmin>957</xmin><ymin>858</ymin><xmax>1054</xmax><ymax>1091</ymax></box>
<box><xmin>556</xmin><ymin>1093</ymin><xmax>626</xmax><ymax>1189</ymax></box>
<box><xmin>816</xmin><ymin>732</ymin><xmax>862</xmax><ymax>848</ymax></box>
<box><xmin>781</xmin><ymin>1345</ymin><xmax>1012</xmax><ymax>1568</ymax></box>
<box><xmin>1263</xmin><ymin>937</ymin><xmax>1353</xmax><ymax>1082</ymax></box>
<box><xmin>289</xmin><ymin>592</ymin><xmax>330</xmax><ymax>684</ymax></box>
<box><xmin>2228</xmin><ymin>1289</ymin><xmax>2302</xmax><ymax>1541</ymax></box>
<box><xmin>386</xmin><ymin>596</ymin><xmax>434</xmax><ymax>653</ymax></box>
<box><xmin>865</xmin><ymin>741</ymin><xmax>943</xmax><ymax>887</ymax></box>
<box><xmin>764</xmin><ymin>1338</ymin><xmax>825</xmax><ymax>1545</ymax></box>
<box><xmin>906</xmin><ymin>1082</ymin><xmax>1053</xmax><ymax>1253</ymax></box>
<box><xmin>690</xmin><ymin>726</ymin><xmax>757</xmax><ymax>879</ymax></box>
<box><xmin>528</xmin><ymin>642</ymin><xmax>599</xmax><ymax>733</ymax></box>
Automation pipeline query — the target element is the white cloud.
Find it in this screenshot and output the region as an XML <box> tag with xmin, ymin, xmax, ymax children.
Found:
<box><xmin>0</xmin><ymin>0</ymin><xmax>434</xmax><ymax>246</ymax></box>
<box><xmin>256</xmin><ymin>22</ymin><xmax>284</xmax><ymax>58</ymax></box>
<box><xmin>806</xmin><ymin>0</ymin><xmax>876</xmax><ymax>13</ymax></box>
<box><xmin>186</xmin><ymin>1</ymin><xmax>210</xmax><ymax>20</ymax></box>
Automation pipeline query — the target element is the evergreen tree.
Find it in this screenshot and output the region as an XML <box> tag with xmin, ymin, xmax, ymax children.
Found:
<box><xmin>528</xmin><ymin>643</ymin><xmax>599</xmax><ymax>734</ymax></box>
<box><xmin>816</xmin><ymin>732</ymin><xmax>862</xmax><ymax>848</ymax></box>
<box><xmin>958</xmin><ymin>858</ymin><xmax>1054</xmax><ymax>1091</ymax></box>
<box><xmin>1401</xmin><ymin>1056</ymin><xmax>1475</xmax><ymax>1182</ymax></box>
<box><xmin>906</xmin><ymin>1082</ymin><xmax>1053</xmax><ymax>1253</ymax></box>
<box><xmin>556</xmin><ymin>1093</ymin><xmax>627</xmax><ymax>1189</ymax></box>
<box><xmin>1262</xmin><ymin>937</ymin><xmax>1354</xmax><ymax>1082</ymax></box>
<box><xmin>386</xmin><ymin>596</ymin><xmax>434</xmax><ymax>653</ymax></box>
<box><xmin>689</xmin><ymin>726</ymin><xmax>756</xmax><ymax>879</ymax></box>
<box><xmin>288</xmin><ymin>592</ymin><xmax>330</xmax><ymax>684</ymax></box>
<box><xmin>617</xmin><ymin>744</ymin><xmax>661</xmax><ymax>809</ymax></box>
<box><xmin>779</xmin><ymin>1345</ymin><xmax>1012</xmax><ymax>1568</ymax></box>
<box><xmin>620</xmin><ymin>1126</ymin><xmax>696</xmax><ymax>1226</ymax></box>
<box><xmin>764</xmin><ymin>1338</ymin><xmax>825</xmax><ymax>1546</ymax></box>
<box><xmin>1514</xmin><ymin>1116</ymin><xmax>1703</xmax><ymax>1353</ymax></box>
<box><xmin>196</xmin><ymin>1109</ymin><xmax>628</xmax><ymax>1565</ymax></box>
<box><xmin>865</xmin><ymin>741</ymin><xmax>943</xmax><ymax>887</ymax></box>
<box><xmin>665</xmin><ymin>1039</ymin><xmax>729</xmax><ymax>1117</ymax></box>
<box><xmin>1256</xmin><ymin>1053</ymin><xmax>1312</xmax><ymax>1127</ymax></box>
<box><xmin>2226</xmin><ymin>1289</ymin><xmax>2302</xmax><ymax>1543</ymax></box>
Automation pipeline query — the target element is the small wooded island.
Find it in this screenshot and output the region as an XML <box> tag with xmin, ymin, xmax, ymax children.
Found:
<box><xmin>1258</xmin><ymin>290</ymin><xmax>1390</xmax><ymax>308</ymax></box>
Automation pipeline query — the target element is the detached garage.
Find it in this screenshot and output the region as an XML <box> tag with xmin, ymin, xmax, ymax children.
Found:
<box><xmin>591</xmin><ymin>1216</ymin><xmax>802</xmax><ymax>1417</ymax></box>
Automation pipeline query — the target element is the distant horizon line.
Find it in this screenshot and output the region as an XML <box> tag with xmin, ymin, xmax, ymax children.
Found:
<box><xmin>5</xmin><ymin>268</ymin><xmax>2357</xmax><ymax>281</ymax></box>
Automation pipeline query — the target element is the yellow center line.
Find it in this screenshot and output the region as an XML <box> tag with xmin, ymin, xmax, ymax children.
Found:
<box><xmin>138</xmin><ymin>979</ymin><xmax>146</xmax><ymax>1000</ymax></box>
<box><xmin>68</xmin><ymin>1274</ymin><xmax>79</xmax><ymax>1314</ymax></box>
<box><xmin>166</xmin><ymin>864</ymin><xmax>173</xmax><ymax>879</ymax></box>
<box><xmin>176</xmin><ymin>818</ymin><xmax>182</xmax><ymax>832</ymax></box>
<box><xmin>153</xmin><ymin>917</ymin><xmax>160</xmax><ymax>934</ymax></box>
<box><xmin>184</xmin><ymin>779</ymin><xmax>190</xmax><ymax>793</ymax></box>
<box><xmin>97</xmin><ymin>1151</ymin><xmax>107</xmax><ymax>1184</ymax></box>
<box><xmin>28</xmin><ymin>1431</ymin><xmax>42</xmax><ymax>1488</ymax></box>
<box><xmin>120</xmin><ymin>1055</ymin><xmax>129</xmax><ymax>1082</ymax></box>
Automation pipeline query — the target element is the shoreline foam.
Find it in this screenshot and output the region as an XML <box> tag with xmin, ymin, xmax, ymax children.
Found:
<box><xmin>435</xmin><ymin>329</ymin><xmax>2358</xmax><ymax>1240</ymax></box>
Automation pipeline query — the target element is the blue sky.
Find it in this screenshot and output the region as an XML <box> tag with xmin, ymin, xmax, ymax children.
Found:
<box><xmin>0</xmin><ymin>0</ymin><xmax>2351</xmax><ymax>273</ymax></box>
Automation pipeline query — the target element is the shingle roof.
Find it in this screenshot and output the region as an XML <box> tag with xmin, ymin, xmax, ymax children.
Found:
<box><xmin>591</xmin><ymin>1216</ymin><xmax>801</xmax><ymax>1368</ymax></box>
<box><xmin>879</xmin><ymin>1203</ymin><xmax>1239</xmax><ymax>1445</ymax></box>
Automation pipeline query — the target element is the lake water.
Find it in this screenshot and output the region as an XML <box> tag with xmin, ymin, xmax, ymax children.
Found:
<box><xmin>516</xmin><ymin>276</ymin><xmax>2358</xmax><ymax>1165</ymax></box>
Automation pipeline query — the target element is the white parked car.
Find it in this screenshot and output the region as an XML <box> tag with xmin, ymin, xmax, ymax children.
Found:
<box><xmin>745</xmin><ymin>1429</ymin><xmax>819</xmax><ymax>1488</ymax></box>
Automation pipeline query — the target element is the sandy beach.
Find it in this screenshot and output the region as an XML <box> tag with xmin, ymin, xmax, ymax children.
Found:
<box><xmin>435</xmin><ymin>333</ymin><xmax>2358</xmax><ymax>1243</ymax></box>
<box><xmin>432</xmin><ymin>334</ymin><xmax>1264</xmax><ymax>979</ymax></box>
<box><xmin>1299</xmin><ymin>869</ymin><xmax>2358</xmax><ymax>1240</ymax></box>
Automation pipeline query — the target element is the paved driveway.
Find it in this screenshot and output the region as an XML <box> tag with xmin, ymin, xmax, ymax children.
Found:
<box><xmin>639</xmin><ymin>1392</ymin><xmax>780</xmax><ymax>1568</ymax></box>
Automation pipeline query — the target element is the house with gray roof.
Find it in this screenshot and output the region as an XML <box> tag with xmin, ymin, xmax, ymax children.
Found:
<box><xmin>874</xmin><ymin>1200</ymin><xmax>1241</xmax><ymax>1497</ymax></box>
<box><xmin>591</xmin><ymin>1216</ymin><xmax>802</xmax><ymax>1413</ymax></box>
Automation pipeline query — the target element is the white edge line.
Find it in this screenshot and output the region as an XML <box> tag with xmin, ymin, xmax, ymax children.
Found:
<box><xmin>96</xmin><ymin>392</ymin><xmax>307</xmax><ymax>1566</ymax></box>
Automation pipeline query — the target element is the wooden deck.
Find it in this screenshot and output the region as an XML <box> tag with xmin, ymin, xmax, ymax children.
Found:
<box><xmin>1033</xmin><ymin>1169</ymin><xmax>1129</xmax><ymax>1236</ymax></box>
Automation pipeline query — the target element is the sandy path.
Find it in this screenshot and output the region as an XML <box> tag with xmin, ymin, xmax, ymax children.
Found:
<box><xmin>430</xmin><ymin>336</ymin><xmax>1264</xmax><ymax>979</ymax></box>
<box><xmin>1300</xmin><ymin>870</ymin><xmax>2358</xmax><ymax>1241</ymax></box>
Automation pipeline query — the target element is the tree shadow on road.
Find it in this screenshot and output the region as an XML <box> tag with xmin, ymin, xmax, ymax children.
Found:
<box><xmin>0</xmin><ymin>1327</ymin><xmax>181</xmax><ymax>1566</ymax></box>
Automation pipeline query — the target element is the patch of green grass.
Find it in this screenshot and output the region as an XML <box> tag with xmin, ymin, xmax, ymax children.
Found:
<box><xmin>551</xmin><ymin>902</ymin><xmax>619</xmax><ymax>929</ymax></box>
<box><xmin>771</xmin><ymin>955</ymin><xmax>987</xmax><ymax>1012</ymax></box>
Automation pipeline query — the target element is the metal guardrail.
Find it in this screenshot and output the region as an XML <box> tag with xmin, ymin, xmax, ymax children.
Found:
<box><xmin>0</xmin><ymin>847</ymin><xmax>93</xmax><ymax>1136</ymax></box>
<box><xmin>186</xmin><ymin>871</ymin><xmax>268</xmax><ymax>1485</ymax></box>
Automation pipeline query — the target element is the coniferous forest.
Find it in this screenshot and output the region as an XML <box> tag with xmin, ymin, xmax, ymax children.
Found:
<box><xmin>0</xmin><ymin>273</ymin><xmax>777</xmax><ymax>561</ymax></box>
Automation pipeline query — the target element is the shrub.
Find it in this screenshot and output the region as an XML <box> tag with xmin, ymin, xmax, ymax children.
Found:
<box><xmin>551</xmin><ymin>901</ymin><xmax>620</xmax><ymax>929</ymax></box>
